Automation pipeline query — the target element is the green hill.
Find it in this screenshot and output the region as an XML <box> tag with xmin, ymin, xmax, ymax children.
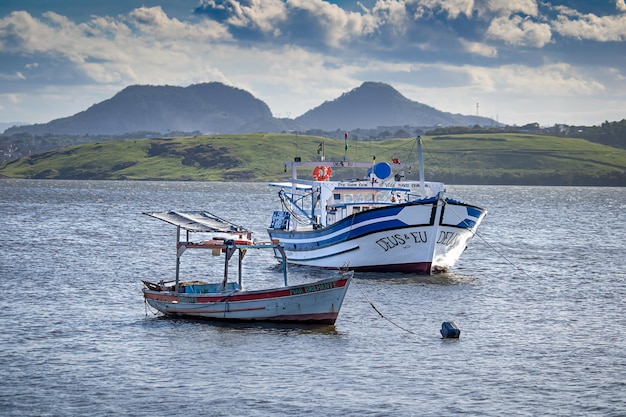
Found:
<box><xmin>1</xmin><ymin>133</ymin><xmax>625</xmax><ymax>185</ymax></box>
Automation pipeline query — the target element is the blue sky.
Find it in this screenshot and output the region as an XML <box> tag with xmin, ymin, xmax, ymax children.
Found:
<box><xmin>1</xmin><ymin>0</ymin><xmax>625</xmax><ymax>127</ymax></box>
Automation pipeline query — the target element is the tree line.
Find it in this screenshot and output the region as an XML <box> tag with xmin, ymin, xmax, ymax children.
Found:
<box><xmin>2</xmin><ymin>119</ymin><xmax>625</xmax><ymax>164</ymax></box>
<box><xmin>424</xmin><ymin>119</ymin><xmax>626</xmax><ymax>149</ymax></box>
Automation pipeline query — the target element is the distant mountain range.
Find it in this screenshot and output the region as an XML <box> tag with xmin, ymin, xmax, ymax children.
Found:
<box><xmin>3</xmin><ymin>81</ymin><xmax>497</xmax><ymax>136</ymax></box>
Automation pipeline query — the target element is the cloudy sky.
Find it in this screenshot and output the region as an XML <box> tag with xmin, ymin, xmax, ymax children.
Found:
<box><xmin>0</xmin><ymin>0</ymin><xmax>625</xmax><ymax>127</ymax></box>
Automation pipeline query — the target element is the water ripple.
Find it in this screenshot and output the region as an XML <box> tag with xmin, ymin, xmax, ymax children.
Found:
<box><xmin>0</xmin><ymin>181</ymin><xmax>625</xmax><ymax>416</ymax></box>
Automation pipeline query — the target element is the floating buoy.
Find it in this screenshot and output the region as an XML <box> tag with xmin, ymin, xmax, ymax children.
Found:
<box><xmin>313</xmin><ymin>166</ymin><xmax>332</xmax><ymax>181</ymax></box>
<box><xmin>440</xmin><ymin>321</ymin><xmax>461</xmax><ymax>339</ymax></box>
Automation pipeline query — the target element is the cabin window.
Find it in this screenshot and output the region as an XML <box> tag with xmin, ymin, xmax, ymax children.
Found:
<box><xmin>334</xmin><ymin>193</ymin><xmax>341</xmax><ymax>201</ymax></box>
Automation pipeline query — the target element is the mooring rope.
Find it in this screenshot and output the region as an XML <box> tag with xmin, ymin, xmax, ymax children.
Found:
<box><xmin>419</xmin><ymin>138</ymin><xmax>537</xmax><ymax>282</ymax></box>
<box><xmin>471</xmin><ymin>230</ymin><xmax>537</xmax><ymax>281</ymax></box>
<box><xmin>354</xmin><ymin>281</ymin><xmax>416</xmax><ymax>335</ymax></box>
<box><xmin>144</xmin><ymin>298</ymin><xmax>159</xmax><ymax>316</ymax></box>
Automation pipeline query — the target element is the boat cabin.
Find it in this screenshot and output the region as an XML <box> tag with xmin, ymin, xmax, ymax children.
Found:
<box><xmin>325</xmin><ymin>186</ymin><xmax>410</xmax><ymax>225</ymax></box>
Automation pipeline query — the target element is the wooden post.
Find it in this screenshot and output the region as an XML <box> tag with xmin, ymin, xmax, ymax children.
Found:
<box><xmin>175</xmin><ymin>226</ymin><xmax>181</xmax><ymax>292</ymax></box>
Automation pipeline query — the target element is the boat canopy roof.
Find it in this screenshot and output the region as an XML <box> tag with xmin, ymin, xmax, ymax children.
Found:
<box><xmin>268</xmin><ymin>181</ymin><xmax>313</xmax><ymax>190</ymax></box>
<box><xmin>143</xmin><ymin>211</ymin><xmax>252</xmax><ymax>234</ymax></box>
<box><xmin>333</xmin><ymin>186</ymin><xmax>411</xmax><ymax>192</ymax></box>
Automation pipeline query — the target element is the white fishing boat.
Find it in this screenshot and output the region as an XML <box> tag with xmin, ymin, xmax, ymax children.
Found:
<box><xmin>267</xmin><ymin>136</ymin><xmax>487</xmax><ymax>274</ymax></box>
<box><xmin>142</xmin><ymin>211</ymin><xmax>352</xmax><ymax>324</ymax></box>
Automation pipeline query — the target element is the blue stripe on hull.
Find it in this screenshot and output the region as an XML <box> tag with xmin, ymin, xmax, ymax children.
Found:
<box><xmin>268</xmin><ymin>202</ymin><xmax>438</xmax><ymax>250</ymax></box>
<box><xmin>441</xmin><ymin>201</ymin><xmax>487</xmax><ymax>228</ymax></box>
<box><xmin>271</xmin><ymin>219</ymin><xmax>410</xmax><ymax>250</ymax></box>
<box><xmin>275</xmin><ymin>203</ymin><xmax>412</xmax><ymax>239</ymax></box>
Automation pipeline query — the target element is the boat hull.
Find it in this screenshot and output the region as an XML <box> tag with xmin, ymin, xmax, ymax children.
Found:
<box><xmin>143</xmin><ymin>276</ymin><xmax>351</xmax><ymax>324</ymax></box>
<box><xmin>268</xmin><ymin>198</ymin><xmax>486</xmax><ymax>274</ymax></box>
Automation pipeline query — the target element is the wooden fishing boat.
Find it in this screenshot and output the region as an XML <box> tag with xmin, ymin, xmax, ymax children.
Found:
<box><xmin>142</xmin><ymin>211</ymin><xmax>352</xmax><ymax>324</ymax></box>
<box><xmin>267</xmin><ymin>136</ymin><xmax>487</xmax><ymax>274</ymax></box>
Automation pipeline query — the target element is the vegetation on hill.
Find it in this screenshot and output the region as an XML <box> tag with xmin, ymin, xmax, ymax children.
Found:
<box><xmin>426</xmin><ymin>119</ymin><xmax>626</xmax><ymax>149</ymax></box>
<box><xmin>566</xmin><ymin>119</ymin><xmax>626</xmax><ymax>149</ymax></box>
<box><xmin>422</xmin><ymin>133</ymin><xmax>626</xmax><ymax>185</ymax></box>
<box><xmin>4</xmin><ymin>117</ymin><xmax>624</xmax><ymax>165</ymax></box>
<box><xmin>1</xmin><ymin>133</ymin><xmax>625</xmax><ymax>186</ymax></box>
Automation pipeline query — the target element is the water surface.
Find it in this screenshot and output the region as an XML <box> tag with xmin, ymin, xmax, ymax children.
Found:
<box><xmin>1</xmin><ymin>180</ymin><xmax>624</xmax><ymax>416</ymax></box>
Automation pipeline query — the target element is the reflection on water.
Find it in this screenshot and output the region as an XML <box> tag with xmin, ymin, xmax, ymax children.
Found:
<box><xmin>147</xmin><ymin>315</ymin><xmax>341</xmax><ymax>335</ymax></box>
<box><xmin>355</xmin><ymin>270</ymin><xmax>479</xmax><ymax>285</ymax></box>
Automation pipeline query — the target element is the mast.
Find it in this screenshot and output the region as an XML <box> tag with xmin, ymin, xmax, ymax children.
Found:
<box><xmin>417</xmin><ymin>135</ymin><xmax>425</xmax><ymax>196</ymax></box>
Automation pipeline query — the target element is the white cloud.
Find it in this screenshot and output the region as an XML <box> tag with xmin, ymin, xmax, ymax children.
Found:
<box><xmin>371</xmin><ymin>0</ymin><xmax>410</xmax><ymax>36</ymax></box>
<box><xmin>393</xmin><ymin>62</ymin><xmax>616</xmax><ymax>125</ymax></box>
<box><xmin>0</xmin><ymin>71</ymin><xmax>25</xmax><ymax>80</ymax></box>
<box><xmin>482</xmin><ymin>0</ymin><xmax>539</xmax><ymax>17</ymax></box>
<box><xmin>485</xmin><ymin>63</ymin><xmax>605</xmax><ymax>96</ymax></box>
<box><xmin>412</xmin><ymin>0</ymin><xmax>474</xmax><ymax>19</ymax></box>
<box><xmin>216</xmin><ymin>0</ymin><xmax>286</xmax><ymax>32</ymax></box>
<box><xmin>551</xmin><ymin>7</ymin><xmax>626</xmax><ymax>41</ymax></box>
<box><xmin>487</xmin><ymin>15</ymin><xmax>552</xmax><ymax>47</ymax></box>
<box><xmin>0</xmin><ymin>7</ymin><xmax>235</xmax><ymax>86</ymax></box>
<box><xmin>460</xmin><ymin>38</ymin><xmax>498</xmax><ymax>57</ymax></box>
<box><xmin>0</xmin><ymin>94</ymin><xmax>20</xmax><ymax>117</ymax></box>
<box><xmin>290</xmin><ymin>0</ymin><xmax>380</xmax><ymax>47</ymax></box>
<box><xmin>195</xmin><ymin>0</ymin><xmax>379</xmax><ymax>47</ymax></box>
<box><xmin>617</xmin><ymin>0</ymin><xmax>626</xmax><ymax>13</ymax></box>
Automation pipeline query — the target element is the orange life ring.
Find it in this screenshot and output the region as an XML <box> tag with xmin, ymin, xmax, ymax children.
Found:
<box><xmin>313</xmin><ymin>166</ymin><xmax>332</xmax><ymax>181</ymax></box>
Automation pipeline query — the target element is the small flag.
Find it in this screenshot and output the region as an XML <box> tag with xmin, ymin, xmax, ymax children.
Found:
<box><xmin>317</xmin><ymin>142</ymin><xmax>323</xmax><ymax>154</ymax></box>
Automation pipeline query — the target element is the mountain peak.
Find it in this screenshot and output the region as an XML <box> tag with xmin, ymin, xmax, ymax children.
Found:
<box><xmin>295</xmin><ymin>82</ymin><xmax>446</xmax><ymax>130</ymax></box>
<box><xmin>338</xmin><ymin>81</ymin><xmax>407</xmax><ymax>103</ymax></box>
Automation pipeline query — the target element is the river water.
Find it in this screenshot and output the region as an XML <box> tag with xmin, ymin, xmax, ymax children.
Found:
<box><xmin>1</xmin><ymin>180</ymin><xmax>625</xmax><ymax>416</ymax></box>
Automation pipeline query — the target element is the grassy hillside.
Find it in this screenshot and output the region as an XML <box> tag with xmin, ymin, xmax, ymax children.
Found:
<box><xmin>422</xmin><ymin>133</ymin><xmax>626</xmax><ymax>185</ymax></box>
<box><xmin>1</xmin><ymin>133</ymin><xmax>625</xmax><ymax>185</ymax></box>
